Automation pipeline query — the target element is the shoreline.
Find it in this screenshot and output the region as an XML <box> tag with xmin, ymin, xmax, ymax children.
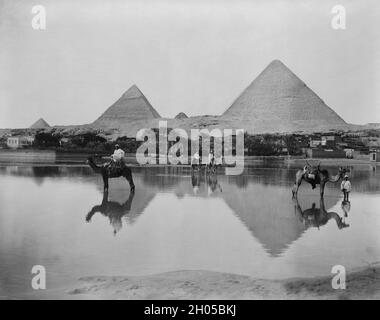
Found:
<box><xmin>0</xmin><ymin>151</ymin><xmax>377</xmax><ymax>167</ymax></box>
<box><xmin>34</xmin><ymin>264</ymin><xmax>380</xmax><ymax>300</ymax></box>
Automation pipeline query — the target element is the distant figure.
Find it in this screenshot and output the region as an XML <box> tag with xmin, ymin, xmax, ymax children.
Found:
<box><xmin>207</xmin><ymin>150</ymin><xmax>216</xmax><ymax>173</ymax></box>
<box><xmin>191</xmin><ymin>152</ymin><xmax>200</xmax><ymax>170</ymax></box>
<box><xmin>208</xmin><ymin>150</ymin><xmax>215</xmax><ymax>166</ymax></box>
<box><xmin>341</xmin><ymin>174</ymin><xmax>351</xmax><ymax>201</ymax></box>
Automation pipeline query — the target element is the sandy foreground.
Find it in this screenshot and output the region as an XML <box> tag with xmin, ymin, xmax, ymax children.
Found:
<box><xmin>54</xmin><ymin>264</ymin><xmax>380</xmax><ymax>300</ymax></box>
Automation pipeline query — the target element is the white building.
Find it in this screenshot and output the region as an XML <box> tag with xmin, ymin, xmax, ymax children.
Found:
<box><xmin>7</xmin><ymin>136</ymin><xmax>34</xmax><ymax>149</ymax></box>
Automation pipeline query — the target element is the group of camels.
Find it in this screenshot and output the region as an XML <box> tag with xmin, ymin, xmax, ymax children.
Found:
<box><xmin>86</xmin><ymin>156</ymin><xmax>349</xmax><ymax>199</ymax></box>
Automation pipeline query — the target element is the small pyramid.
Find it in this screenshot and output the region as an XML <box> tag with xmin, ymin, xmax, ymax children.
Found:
<box><xmin>30</xmin><ymin>118</ymin><xmax>50</xmax><ymax>129</ymax></box>
<box><xmin>175</xmin><ymin>112</ymin><xmax>188</xmax><ymax>119</ymax></box>
<box><xmin>222</xmin><ymin>60</ymin><xmax>346</xmax><ymax>126</ymax></box>
<box><xmin>93</xmin><ymin>85</ymin><xmax>160</xmax><ymax>126</ymax></box>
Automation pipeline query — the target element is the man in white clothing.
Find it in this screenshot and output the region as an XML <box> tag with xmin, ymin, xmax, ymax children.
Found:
<box><xmin>106</xmin><ymin>144</ymin><xmax>125</xmax><ymax>171</ymax></box>
<box><xmin>340</xmin><ymin>174</ymin><xmax>351</xmax><ymax>201</ymax></box>
<box><xmin>112</xmin><ymin>144</ymin><xmax>125</xmax><ymax>162</ymax></box>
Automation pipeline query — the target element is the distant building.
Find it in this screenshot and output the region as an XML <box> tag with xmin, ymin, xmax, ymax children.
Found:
<box><xmin>344</xmin><ymin>148</ymin><xmax>354</xmax><ymax>159</ymax></box>
<box><xmin>321</xmin><ymin>136</ymin><xmax>333</xmax><ymax>147</ymax></box>
<box><xmin>59</xmin><ymin>137</ymin><xmax>70</xmax><ymax>146</ymax></box>
<box><xmin>367</xmin><ymin>123</ymin><xmax>380</xmax><ymax>129</ymax></box>
<box><xmin>7</xmin><ymin>136</ymin><xmax>34</xmax><ymax>149</ymax></box>
<box><xmin>306</xmin><ymin>148</ymin><xmax>346</xmax><ymax>159</ymax></box>
<box><xmin>310</xmin><ymin>139</ymin><xmax>322</xmax><ymax>148</ymax></box>
<box><xmin>370</xmin><ymin>150</ymin><xmax>380</xmax><ymax>163</ymax></box>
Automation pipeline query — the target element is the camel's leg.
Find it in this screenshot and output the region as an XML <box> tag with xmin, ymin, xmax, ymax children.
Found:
<box><xmin>292</xmin><ymin>173</ymin><xmax>302</xmax><ymax>198</ymax></box>
<box><xmin>320</xmin><ymin>181</ymin><xmax>325</xmax><ymax>198</ymax></box>
<box><xmin>292</xmin><ymin>181</ymin><xmax>300</xmax><ymax>198</ymax></box>
<box><xmin>124</xmin><ymin>168</ymin><xmax>135</xmax><ymax>193</ymax></box>
<box><xmin>102</xmin><ymin>174</ymin><xmax>109</xmax><ymax>192</ymax></box>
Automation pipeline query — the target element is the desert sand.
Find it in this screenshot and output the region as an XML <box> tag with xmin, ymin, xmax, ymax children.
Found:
<box><xmin>65</xmin><ymin>264</ymin><xmax>380</xmax><ymax>300</ymax></box>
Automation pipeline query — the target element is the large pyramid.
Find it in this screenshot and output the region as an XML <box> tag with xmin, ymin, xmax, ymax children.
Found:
<box><xmin>222</xmin><ymin>60</ymin><xmax>346</xmax><ymax>129</ymax></box>
<box><xmin>30</xmin><ymin>118</ymin><xmax>50</xmax><ymax>129</ymax></box>
<box><xmin>93</xmin><ymin>85</ymin><xmax>160</xmax><ymax>127</ymax></box>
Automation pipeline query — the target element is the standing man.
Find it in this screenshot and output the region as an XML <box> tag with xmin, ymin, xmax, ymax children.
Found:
<box><xmin>340</xmin><ymin>174</ymin><xmax>351</xmax><ymax>201</ymax></box>
<box><xmin>208</xmin><ymin>150</ymin><xmax>215</xmax><ymax>173</ymax></box>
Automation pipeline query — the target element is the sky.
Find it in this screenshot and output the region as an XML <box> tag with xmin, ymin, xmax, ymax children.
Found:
<box><xmin>0</xmin><ymin>0</ymin><xmax>379</xmax><ymax>128</ymax></box>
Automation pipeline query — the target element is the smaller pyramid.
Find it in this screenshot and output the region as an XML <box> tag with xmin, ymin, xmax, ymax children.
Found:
<box><xmin>30</xmin><ymin>118</ymin><xmax>50</xmax><ymax>129</ymax></box>
<box><xmin>175</xmin><ymin>112</ymin><xmax>188</xmax><ymax>119</ymax></box>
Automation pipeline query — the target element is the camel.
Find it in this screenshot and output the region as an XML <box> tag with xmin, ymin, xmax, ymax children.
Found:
<box><xmin>293</xmin><ymin>197</ymin><xmax>349</xmax><ymax>230</ymax></box>
<box><xmin>86</xmin><ymin>190</ymin><xmax>135</xmax><ymax>235</ymax></box>
<box><xmin>292</xmin><ymin>161</ymin><xmax>349</xmax><ymax>198</ymax></box>
<box><xmin>87</xmin><ymin>156</ymin><xmax>135</xmax><ymax>193</ymax></box>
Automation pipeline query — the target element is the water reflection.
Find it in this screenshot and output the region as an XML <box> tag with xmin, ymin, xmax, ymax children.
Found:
<box><xmin>293</xmin><ymin>197</ymin><xmax>349</xmax><ymax>230</ymax></box>
<box><xmin>191</xmin><ymin>171</ymin><xmax>223</xmax><ymax>196</ymax></box>
<box><xmin>2</xmin><ymin>164</ymin><xmax>380</xmax><ymax>193</ymax></box>
<box><xmin>1</xmin><ymin>163</ymin><xmax>380</xmax><ymax>298</ymax></box>
<box><xmin>341</xmin><ymin>200</ymin><xmax>351</xmax><ymax>217</ymax></box>
<box><xmin>86</xmin><ymin>190</ymin><xmax>135</xmax><ymax>236</ymax></box>
<box><xmin>191</xmin><ymin>171</ymin><xmax>201</xmax><ymax>195</ymax></box>
<box><xmin>206</xmin><ymin>173</ymin><xmax>223</xmax><ymax>195</ymax></box>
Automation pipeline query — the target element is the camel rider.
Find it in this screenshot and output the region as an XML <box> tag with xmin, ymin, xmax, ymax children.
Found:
<box><xmin>110</xmin><ymin>144</ymin><xmax>125</xmax><ymax>169</ymax></box>
<box><xmin>208</xmin><ymin>150</ymin><xmax>215</xmax><ymax>167</ymax></box>
<box><xmin>191</xmin><ymin>152</ymin><xmax>200</xmax><ymax>169</ymax></box>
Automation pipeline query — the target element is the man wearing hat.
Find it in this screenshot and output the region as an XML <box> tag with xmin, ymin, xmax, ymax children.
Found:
<box><xmin>112</xmin><ymin>144</ymin><xmax>125</xmax><ymax>162</ymax></box>
<box><xmin>340</xmin><ymin>174</ymin><xmax>351</xmax><ymax>201</ymax></box>
<box><xmin>107</xmin><ymin>144</ymin><xmax>125</xmax><ymax>171</ymax></box>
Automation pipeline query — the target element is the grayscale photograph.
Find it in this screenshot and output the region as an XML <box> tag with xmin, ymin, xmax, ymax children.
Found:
<box><xmin>0</xmin><ymin>0</ymin><xmax>379</xmax><ymax>303</ymax></box>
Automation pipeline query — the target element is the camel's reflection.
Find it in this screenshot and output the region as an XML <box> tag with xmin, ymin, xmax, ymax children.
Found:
<box><xmin>207</xmin><ymin>173</ymin><xmax>222</xmax><ymax>195</ymax></box>
<box><xmin>293</xmin><ymin>197</ymin><xmax>349</xmax><ymax>230</ymax></box>
<box><xmin>86</xmin><ymin>191</ymin><xmax>135</xmax><ymax>236</ymax></box>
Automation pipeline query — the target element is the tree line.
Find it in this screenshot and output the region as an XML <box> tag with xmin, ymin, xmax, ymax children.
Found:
<box><xmin>27</xmin><ymin>131</ymin><xmax>307</xmax><ymax>156</ymax></box>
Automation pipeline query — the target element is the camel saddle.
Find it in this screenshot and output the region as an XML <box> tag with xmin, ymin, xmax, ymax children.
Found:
<box><xmin>105</xmin><ymin>160</ymin><xmax>126</xmax><ymax>176</ymax></box>
<box><xmin>304</xmin><ymin>166</ymin><xmax>318</xmax><ymax>181</ymax></box>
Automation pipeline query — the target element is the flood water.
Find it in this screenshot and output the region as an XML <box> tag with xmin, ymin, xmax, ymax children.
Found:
<box><xmin>1</xmin><ymin>162</ymin><xmax>380</xmax><ymax>298</ymax></box>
